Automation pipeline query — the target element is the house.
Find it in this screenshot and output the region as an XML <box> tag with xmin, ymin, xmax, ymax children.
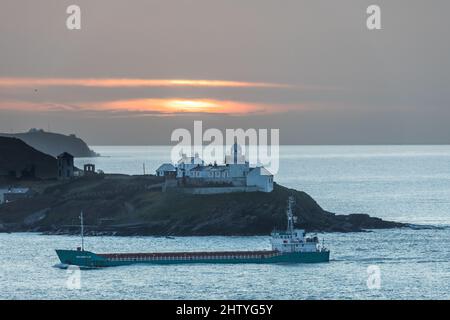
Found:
<box><xmin>176</xmin><ymin>153</ymin><xmax>204</xmax><ymax>178</ymax></box>
<box><xmin>186</xmin><ymin>162</ymin><xmax>273</xmax><ymax>192</ymax></box>
<box><xmin>160</xmin><ymin>142</ymin><xmax>274</xmax><ymax>193</ymax></box>
<box><xmin>246</xmin><ymin>167</ymin><xmax>274</xmax><ymax>192</ymax></box>
<box><xmin>187</xmin><ymin>164</ymin><xmax>238</xmax><ymax>187</ymax></box>
<box><xmin>57</xmin><ymin>152</ymin><xmax>74</xmax><ymax>180</ymax></box>
<box><xmin>156</xmin><ymin>163</ymin><xmax>176</xmax><ymax>177</ymax></box>
<box><xmin>0</xmin><ymin>187</ymin><xmax>34</xmax><ymax>204</ymax></box>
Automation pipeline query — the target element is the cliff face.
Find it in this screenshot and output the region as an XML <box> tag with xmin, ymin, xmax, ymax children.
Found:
<box><xmin>0</xmin><ymin>137</ymin><xmax>57</xmax><ymax>179</ymax></box>
<box><xmin>0</xmin><ymin>175</ymin><xmax>405</xmax><ymax>235</ymax></box>
<box><xmin>0</xmin><ymin>130</ymin><xmax>97</xmax><ymax>158</ymax></box>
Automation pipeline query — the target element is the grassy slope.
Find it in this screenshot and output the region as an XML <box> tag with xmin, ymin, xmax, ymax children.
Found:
<box><xmin>0</xmin><ymin>175</ymin><xmax>404</xmax><ymax>235</ymax></box>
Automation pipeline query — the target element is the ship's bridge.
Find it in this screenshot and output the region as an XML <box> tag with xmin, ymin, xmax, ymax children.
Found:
<box><xmin>270</xmin><ymin>229</ymin><xmax>320</xmax><ymax>253</ymax></box>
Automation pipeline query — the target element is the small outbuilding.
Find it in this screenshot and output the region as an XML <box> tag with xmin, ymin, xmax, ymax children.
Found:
<box><xmin>156</xmin><ymin>163</ymin><xmax>176</xmax><ymax>177</ymax></box>
<box><xmin>84</xmin><ymin>164</ymin><xmax>96</xmax><ymax>175</ymax></box>
<box><xmin>57</xmin><ymin>152</ymin><xmax>74</xmax><ymax>180</ymax></box>
<box><xmin>0</xmin><ymin>187</ymin><xmax>34</xmax><ymax>204</ymax></box>
<box><xmin>246</xmin><ymin>167</ymin><xmax>274</xmax><ymax>193</ymax></box>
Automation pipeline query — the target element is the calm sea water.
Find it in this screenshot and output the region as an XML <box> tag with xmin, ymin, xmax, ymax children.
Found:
<box><xmin>1</xmin><ymin>145</ymin><xmax>450</xmax><ymax>300</ymax></box>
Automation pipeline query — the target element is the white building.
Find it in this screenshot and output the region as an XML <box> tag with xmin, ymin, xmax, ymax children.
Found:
<box><xmin>156</xmin><ymin>142</ymin><xmax>274</xmax><ymax>193</ymax></box>
<box><xmin>156</xmin><ymin>163</ymin><xmax>176</xmax><ymax>177</ymax></box>
<box><xmin>0</xmin><ymin>187</ymin><xmax>33</xmax><ymax>204</ymax></box>
<box><xmin>176</xmin><ymin>153</ymin><xmax>204</xmax><ymax>178</ymax></box>
<box><xmin>246</xmin><ymin>167</ymin><xmax>274</xmax><ymax>192</ymax></box>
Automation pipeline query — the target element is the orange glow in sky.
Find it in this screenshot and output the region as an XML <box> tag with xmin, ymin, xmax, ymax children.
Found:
<box><xmin>0</xmin><ymin>77</ymin><xmax>289</xmax><ymax>89</ymax></box>
<box><xmin>97</xmin><ymin>98</ymin><xmax>263</xmax><ymax>114</ymax></box>
<box><xmin>0</xmin><ymin>77</ymin><xmax>302</xmax><ymax>115</ymax></box>
<box><xmin>0</xmin><ymin>98</ymin><xmax>266</xmax><ymax>115</ymax></box>
<box><xmin>0</xmin><ymin>97</ymin><xmax>308</xmax><ymax>115</ymax></box>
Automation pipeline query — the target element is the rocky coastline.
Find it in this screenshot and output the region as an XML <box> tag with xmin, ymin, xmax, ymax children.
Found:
<box><xmin>0</xmin><ymin>175</ymin><xmax>406</xmax><ymax>236</ymax></box>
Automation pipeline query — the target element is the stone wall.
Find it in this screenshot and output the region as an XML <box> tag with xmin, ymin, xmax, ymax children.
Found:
<box><xmin>178</xmin><ymin>186</ymin><xmax>259</xmax><ymax>194</ymax></box>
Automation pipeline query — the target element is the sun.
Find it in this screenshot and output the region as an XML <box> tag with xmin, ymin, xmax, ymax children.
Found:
<box><xmin>166</xmin><ymin>100</ymin><xmax>217</xmax><ymax>112</ymax></box>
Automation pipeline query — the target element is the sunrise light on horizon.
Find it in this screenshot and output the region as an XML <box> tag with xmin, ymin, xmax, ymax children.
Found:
<box><xmin>0</xmin><ymin>77</ymin><xmax>290</xmax><ymax>89</ymax></box>
<box><xmin>0</xmin><ymin>98</ymin><xmax>277</xmax><ymax>115</ymax></box>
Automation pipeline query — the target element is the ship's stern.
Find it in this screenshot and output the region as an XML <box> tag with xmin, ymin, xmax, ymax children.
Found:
<box><xmin>275</xmin><ymin>250</ymin><xmax>330</xmax><ymax>263</ymax></box>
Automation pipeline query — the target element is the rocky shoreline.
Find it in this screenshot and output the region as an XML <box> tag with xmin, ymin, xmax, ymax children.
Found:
<box><xmin>0</xmin><ymin>174</ymin><xmax>408</xmax><ymax>236</ymax></box>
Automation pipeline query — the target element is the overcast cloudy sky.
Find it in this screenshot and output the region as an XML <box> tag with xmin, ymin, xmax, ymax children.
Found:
<box><xmin>1</xmin><ymin>0</ymin><xmax>449</xmax><ymax>144</ymax></box>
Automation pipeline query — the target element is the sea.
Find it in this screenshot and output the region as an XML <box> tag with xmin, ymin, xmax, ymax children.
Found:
<box><xmin>1</xmin><ymin>145</ymin><xmax>450</xmax><ymax>300</ymax></box>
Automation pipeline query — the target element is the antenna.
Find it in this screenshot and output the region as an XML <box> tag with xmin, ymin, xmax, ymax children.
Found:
<box><xmin>143</xmin><ymin>162</ymin><xmax>146</xmax><ymax>175</ymax></box>
<box><xmin>286</xmin><ymin>196</ymin><xmax>295</xmax><ymax>236</ymax></box>
<box><xmin>80</xmin><ymin>211</ymin><xmax>84</xmax><ymax>251</ymax></box>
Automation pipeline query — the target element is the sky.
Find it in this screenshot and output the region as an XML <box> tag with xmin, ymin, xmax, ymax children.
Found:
<box><xmin>0</xmin><ymin>0</ymin><xmax>449</xmax><ymax>145</ymax></box>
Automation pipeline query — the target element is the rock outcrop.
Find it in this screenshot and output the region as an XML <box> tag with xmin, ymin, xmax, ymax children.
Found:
<box><xmin>0</xmin><ymin>175</ymin><xmax>405</xmax><ymax>235</ymax></box>
<box><xmin>0</xmin><ymin>130</ymin><xmax>97</xmax><ymax>158</ymax></box>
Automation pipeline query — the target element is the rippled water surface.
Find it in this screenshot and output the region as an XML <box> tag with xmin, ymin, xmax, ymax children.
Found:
<box><xmin>1</xmin><ymin>229</ymin><xmax>450</xmax><ymax>300</ymax></box>
<box><xmin>1</xmin><ymin>145</ymin><xmax>450</xmax><ymax>299</ymax></box>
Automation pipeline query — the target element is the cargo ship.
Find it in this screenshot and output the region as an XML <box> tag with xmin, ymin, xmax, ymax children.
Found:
<box><xmin>55</xmin><ymin>197</ymin><xmax>330</xmax><ymax>268</ymax></box>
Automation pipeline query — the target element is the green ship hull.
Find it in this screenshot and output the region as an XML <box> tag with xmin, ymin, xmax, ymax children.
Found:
<box><xmin>56</xmin><ymin>249</ymin><xmax>330</xmax><ymax>268</ymax></box>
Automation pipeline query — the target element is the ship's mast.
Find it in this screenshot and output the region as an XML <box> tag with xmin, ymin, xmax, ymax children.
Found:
<box><xmin>287</xmin><ymin>196</ymin><xmax>295</xmax><ymax>237</ymax></box>
<box><xmin>80</xmin><ymin>211</ymin><xmax>84</xmax><ymax>251</ymax></box>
